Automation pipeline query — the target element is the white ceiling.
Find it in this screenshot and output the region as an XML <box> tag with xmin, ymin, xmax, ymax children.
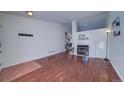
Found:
<box><xmin>0</xmin><ymin>11</ymin><xmax>108</xmax><ymax>24</ymax></box>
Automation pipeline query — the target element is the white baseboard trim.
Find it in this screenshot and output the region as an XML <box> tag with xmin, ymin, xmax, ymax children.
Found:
<box><xmin>109</xmin><ymin>61</ymin><xmax>124</xmax><ymax>82</ymax></box>
<box><xmin>2</xmin><ymin>50</ymin><xmax>66</xmax><ymax>69</ymax></box>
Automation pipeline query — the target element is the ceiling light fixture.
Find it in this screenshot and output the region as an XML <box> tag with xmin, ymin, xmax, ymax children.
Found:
<box><xmin>26</xmin><ymin>11</ymin><xmax>33</xmax><ymax>16</ymax></box>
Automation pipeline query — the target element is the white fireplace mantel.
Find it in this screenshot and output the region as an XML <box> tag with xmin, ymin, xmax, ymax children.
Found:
<box><xmin>71</xmin><ymin>26</ymin><xmax>107</xmax><ymax>58</ymax></box>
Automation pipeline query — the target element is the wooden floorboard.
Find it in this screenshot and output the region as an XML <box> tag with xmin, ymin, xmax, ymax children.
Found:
<box><xmin>0</xmin><ymin>61</ymin><xmax>42</xmax><ymax>82</ymax></box>
<box><xmin>0</xmin><ymin>52</ymin><xmax>121</xmax><ymax>82</ymax></box>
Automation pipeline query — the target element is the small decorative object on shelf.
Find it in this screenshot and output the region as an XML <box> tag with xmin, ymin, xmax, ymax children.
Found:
<box><xmin>65</xmin><ymin>32</ymin><xmax>72</xmax><ymax>53</ymax></box>
<box><xmin>79</xmin><ymin>34</ymin><xmax>88</xmax><ymax>40</ymax></box>
<box><xmin>79</xmin><ymin>34</ymin><xmax>85</xmax><ymax>40</ymax></box>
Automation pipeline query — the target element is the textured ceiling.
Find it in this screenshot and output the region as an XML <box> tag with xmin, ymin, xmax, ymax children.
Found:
<box><xmin>0</xmin><ymin>11</ymin><xmax>109</xmax><ymax>31</ymax></box>
<box><xmin>0</xmin><ymin>11</ymin><xmax>108</xmax><ymax>24</ymax></box>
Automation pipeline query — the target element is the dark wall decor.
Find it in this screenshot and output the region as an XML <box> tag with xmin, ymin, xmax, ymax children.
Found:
<box><xmin>112</xmin><ymin>17</ymin><xmax>120</xmax><ymax>37</ymax></box>
<box><xmin>18</xmin><ymin>33</ymin><xmax>33</xmax><ymax>37</ymax></box>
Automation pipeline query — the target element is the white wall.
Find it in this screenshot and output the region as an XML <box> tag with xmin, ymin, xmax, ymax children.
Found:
<box><xmin>0</xmin><ymin>23</ymin><xmax>2</xmax><ymax>69</ymax></box>
<box><xmin>0</xmin><ymin>15</ymin><xmax>3</xmax><ymax>70</ymax></box>
<box><xmin>76</xmin><ymin>28</ymin><xmax>107</xmax><ymax>58</ymax></box>
<box><xmin>108</xmin><ymin>12</ymin><xmax>124</xmax><ymax>81</ymax></box>
<box><xmin>0</xmin><ymin>13</ymin><xmax>66</xmax><ymax>68</ymax></box>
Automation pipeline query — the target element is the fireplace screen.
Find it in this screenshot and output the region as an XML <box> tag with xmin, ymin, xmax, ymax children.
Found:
<box><xmin>77</xmin><ymin>45</ymin><xmax>89</xmax><ymax>56</ymax></box>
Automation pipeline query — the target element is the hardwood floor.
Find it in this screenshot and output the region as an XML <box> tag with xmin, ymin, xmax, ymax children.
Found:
<box><xmin>0</xmin><ymin>52</ymin><xmax>121</xmax><ymax>82</ymax></box>
<box><xmin>0</xmin><ymin>61</ymin><xmax>41</xmax><ymax>82</ymax></box>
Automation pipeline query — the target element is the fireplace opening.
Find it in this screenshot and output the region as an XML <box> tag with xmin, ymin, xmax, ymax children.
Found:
<box><xmin>77</xmin><ymin>45</ymin><xmax>89</xmax><ymax>56</ymax></box>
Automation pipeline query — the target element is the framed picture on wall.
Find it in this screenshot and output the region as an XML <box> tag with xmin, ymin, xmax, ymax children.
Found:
<box><xmin>79</xmin><ymin>34</ymin><xmax>85</xmax><ymax>40</ymax></box>
<box><xmin>112</xmin><ymin>17</ymin><xmax>120</xmax><ymax>37</ymax></box>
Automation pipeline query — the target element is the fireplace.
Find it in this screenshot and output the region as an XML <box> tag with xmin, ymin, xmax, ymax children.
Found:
<box><xmin>77</xmin><ymin>45</ymin><xmax>89</xmax><ymax>56</ymax></box>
